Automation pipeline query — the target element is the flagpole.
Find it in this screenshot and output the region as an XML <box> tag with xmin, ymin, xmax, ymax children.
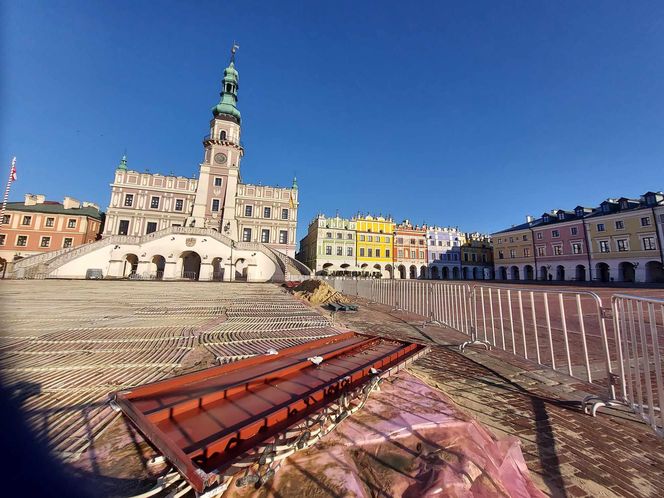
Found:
<box><xmin>0</xmin><ymin>157</ymin><xmax>16</xmax><ymax>231</ymax></box>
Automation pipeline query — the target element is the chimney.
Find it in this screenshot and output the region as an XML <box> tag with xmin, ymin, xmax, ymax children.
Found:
<box><xmin>526</xmin><ymin>215</ymin><xmax>534</xmax><ymax>223</ymax></box>
<box><xmin>63</xmin><ymin>196</ymin><xmax>81</xmax><ymax>209</ymax></box>
<box><xmin>24</xmin><ymin>194</ymin><xmax>46</xmax><ymax>206</ymax></box>
<box><xmin>82</xmin><ymin>201</ymin><xmax>100</xmax><ymax>211</ymax></box>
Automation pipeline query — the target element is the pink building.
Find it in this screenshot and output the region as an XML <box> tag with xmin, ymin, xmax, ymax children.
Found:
<box><xmin>530</xmin><ymin>208</ymin><xmax>593</xmax><ymax>281</ymax></box>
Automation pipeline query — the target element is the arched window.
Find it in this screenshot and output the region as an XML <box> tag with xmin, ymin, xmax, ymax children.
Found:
<box><xmin>219</xmin><ymin>130</ymin><xmax>227</xmax><ymax>140</ymax></box>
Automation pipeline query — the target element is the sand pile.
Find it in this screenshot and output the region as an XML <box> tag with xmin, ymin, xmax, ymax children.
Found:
<box><xmin>293</xmin><ymin>279</ymin><xmax>350</xmax><ymax>305</ymax></box>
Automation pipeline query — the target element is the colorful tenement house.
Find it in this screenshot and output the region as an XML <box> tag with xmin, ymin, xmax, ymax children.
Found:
<box><xmin>0</xmin><ymin>194</ymin><xmax>102</xmax><ymax>265</ymax></box>
<box><xmin>296</xmin><ymin>214</ymin><xmax>357</xmax><ymax>275</ymax></box>
<box><xmin>492</xmin><ymin>191</ymin><xmax>664</xmax><ymax>283</ymax></box>
<box><xmin>426</xmin><ymin>226</ymin><xmax>463</xmax><ymax>279</ymax></box>
<box><xmin>585</xmin><ymin>195</ymin><xmax>663</xmax><ymax>283</ymax></box>
<box><xmin>354</xmin><ymin>215</ymin><xmax>394</xmax><ymax>278</ymax></box>
<box><xmin>460</xmin><ymin>232</ymin><xmax>494</xmax><ymax>280</ymax></box>
<box><xmin>393</xmin><ymin>221</ymin><xmax>427</xmax><ymax>279</ymax></box>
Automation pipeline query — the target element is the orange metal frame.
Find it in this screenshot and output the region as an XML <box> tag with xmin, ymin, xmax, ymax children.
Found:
<box><xmin>113</xmin><ymin>332</ymin><xmax>428</xmax><ymax>492</ymax></box>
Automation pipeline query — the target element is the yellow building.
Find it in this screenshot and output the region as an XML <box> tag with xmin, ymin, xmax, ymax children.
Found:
<box><xmin>586</xmin><ymin>197</ymin><xmax>662</xmax><ymax>282</ymax></box>
<box><xmin>354</xmin><ymin>215</ymin><xmax>394</xmax><ymax>277</ymax></box>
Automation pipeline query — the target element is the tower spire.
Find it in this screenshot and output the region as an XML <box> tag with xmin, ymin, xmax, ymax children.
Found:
<box><xmin>211</xmin><ymin>43</ymin><xmax>241</xmax><ymax>122</ymax></box>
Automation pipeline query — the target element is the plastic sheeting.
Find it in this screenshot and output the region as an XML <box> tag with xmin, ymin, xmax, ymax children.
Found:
<box><xmin>236</xmin><ymin>371</ymin><xmax>545</xmax><ymax>497</ymax></box>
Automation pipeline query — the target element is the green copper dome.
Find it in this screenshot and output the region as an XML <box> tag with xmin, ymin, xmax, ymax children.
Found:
<box><xmin>212</xmin><ymin>61</ymin><xmax>241</xmax><ymax>122</ymax></box>
<box><xmin>117</xmin><ymin>154</ymin><xmax>128</xmax><ymax>171</ymax></box>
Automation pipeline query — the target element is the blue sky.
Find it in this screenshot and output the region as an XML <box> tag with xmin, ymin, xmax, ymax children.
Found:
<box><xmin>2</xmin><ymin>1</ymin><xmax>663</xmax><ymax>244</ymax></box>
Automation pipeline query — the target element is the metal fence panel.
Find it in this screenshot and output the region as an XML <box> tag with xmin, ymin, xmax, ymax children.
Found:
<box><xmin>612</xmin><ymin>294</ymin><xmax>664</xmax><ymax>436</ymax></box>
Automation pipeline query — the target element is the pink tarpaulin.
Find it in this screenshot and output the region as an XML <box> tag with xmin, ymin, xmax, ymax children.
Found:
<box><xmin>236</xmin><ymin>372</ymin><xmax>545</xmax><ymax>497</ymax></box>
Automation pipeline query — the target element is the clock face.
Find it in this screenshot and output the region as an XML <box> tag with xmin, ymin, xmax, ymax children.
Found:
<box><xmin>214</xmin><ymin>153</ymin><xmax>227</xmax><ymax>164</ymax></box>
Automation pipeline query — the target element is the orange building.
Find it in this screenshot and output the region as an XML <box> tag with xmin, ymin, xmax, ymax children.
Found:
<box><xmin>0</xmin><ymin>194</ymin><xmax>103</xmax><ymax>266</ymax></box>
<box><xmin>393</xmin><ymin>221</ymin><xmax>428</xmax><ymax>279</ymax></box>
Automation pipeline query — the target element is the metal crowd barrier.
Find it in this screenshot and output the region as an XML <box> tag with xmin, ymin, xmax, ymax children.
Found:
<box><xmin>610</xmin><ymin>294</ymin><xmax>664</xmax><ymax>436</ymax></box>
<box><xmin>469</xmin><ymin>285</ymin><xmax>615</xmax><ymax>384</ymax></box>
<box><xmin>323</xmin><ymin>277</ymin><xmax>664</xmax><ymax>434</ymax></box>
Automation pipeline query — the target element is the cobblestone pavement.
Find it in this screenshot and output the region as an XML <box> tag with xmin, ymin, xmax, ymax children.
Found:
<box><xmin>331</xmin><ymin>298</ymin><xmax>664</xmax><ymax>498</ymax></box>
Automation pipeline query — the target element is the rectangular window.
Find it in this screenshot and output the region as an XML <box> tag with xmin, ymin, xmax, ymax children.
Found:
<box><xmin>22</xmin><ymin>216</ymin><xmax>31</xmax><ymax>225</ymax></box>
<box><xmin>336</xmin><ymin>246</ymin><xmax>343</xmax><ymax>256</ymax></box>
<box><xmin>572</xmin><ymin>243</ymin><xmax>582</xmax><ymax>254</ymax></box>
<box><xmin>643</xmin><ymin>237</ymin><xmax>656</xmax><ymax>250</ymax></box>
<box><xmin>553</xmin><ymin>245</ymin><xmax>563</xmax><ymax>255</ymax></box>
<box><xmin>599</xmin><ymin>241</ymin><xmax>610</xmax><ymax>253</ymax></box>
<box><xmin>281</xmin><ymin>208</ymin><xmax>289</xmax><ymax>220</ymax></box>
<box><xmin>1</xmin><ymin>214</ymin><xmax>10</xmax><ymax>224</ymax></box>
<box><xmin>211</xmin><ymin>199</ymin><xmax>220</xmax><ymax>211</ymax></box>
<box><xmin>279</xmin><ymin>230</ymin><xmax>288</xmax><ymax>244</ymax></box>
<box><xmin>498</xmin><ymin>250</ymin><xmax>504</xmax><ymax>259</ymax></box>
<box><xmin>360</xmin><ymin>248</ymin><xmax>365</xmax><ymax>257</ymax></box>
<box><xmin>16</xmin><ymin>235</ymin><xmax>28</xmax><ymax>246</ymax></box>
<box><xmin>63</xmin><ymin>237</ymin><xmax>73</xmax><ymax>248</ymax></box>
<box><xmin>617</xmin><ymin>239</ymin><xmax>628</xmax><ymax>252</ymax></box>
<box><xmin>326</xmin><ymin>232</ymin><xmax>332</xmax><ymax>238</ymax></box>
<box><xmin>551</xmin><ymin>230</ymin><xmax>560</xmax><ymax>238</ymax></box>
<box><xmin>368</xmin><ymin>235</ymin><xmax>373</xmax><ymax>242</ymax></box>
<box><xmin>615</xmin><ymin>220</ymin><xmax>624</xmax><ymax>230</ymax></box>
<box><xmin>242</xmin><ymin>228</ymin><xmax>252</xmax><ymax>242</ymax></box>
<box><xmin>0</xmin><ymin>234</ymin><xmax>4</xmax><ymax>245</ymax></box>
<box><xmin>360</xmin><ymin>235</ymin><xmax>365</xmax><ymax>241</ymax></box>
<box><xmin>570</xmin><ymin>227</ymin><xmax>578</xmax><ymax>235</ymax></box>
<box><xmin>438</xmin><ymin>241</ymin><xmax>442</xmax><ymax>246</ymax></box>
<box><xmin>386</xmin><ymin>249</ymin><xmax>390</xmax><ymax>258</ymax></box>
<box><xmin>346</xmin><ymin>247</ymin><xmax>353</xmax><ymax>256</ymax></box>
<box><xmin>537</xmin><ymin>246</ymin><xmax>545</xmax><ymax>256</ymax></box>
<box><xmin>597</xmin><ymin>223</ymin><xmax>605</xmax><ymax>232</ymax></box>
<box><xmin>524</xmin><ymin>248</ymin><xmax>530</xmax><ymax>257</ymax></box>
<box><xmin>263</xmin><ymin>207</ymin><xmax>271</xmax><ymax>218</ymax></box>
<box><xmin>464</xmin><ymin>253</ymin><xmax>469</xmax><ymax>262</ymax></box>
<box><xmin>146</xmin><ymin>222</ymin><xmax>157</xmax><ymax>234</ymax></box>
<box><xmin>375</xmin><ymin>249</ymin><xmax>381</xmax><ymax>258</ymax></box>
<box><xmin>536</xmin><ymin>232</ymin><xmax>542</xmax><ymax>240</ymax></box>
<box><xmin>175</xmin><ymin>199</ymin><xmax>184</xmax><ymax>211</ymax></box>
<box><xmin>398</xmin><ymin>249</ymin><xmax>404</xmax><ymax>258</ymax></box>
<box><xmin>214</xmin><ymin>177</ymin><xmax>223</xmax><ymax>187</ymax></box>
<box><xmin>150</xmin><ymin>196</ymin><xmax>159</xmax><ymax>209</ymax></box>
<box><xmin>261</xmin><ymin>229</ymin><xmax>270</xmax><ymax>243</ymax></box>
<box><xmin>641</xmin><ymin>217</ymin><xmax>651</xmax><ymax>226</ymax></box>
<box><xmin>67</xmin><ymin>219</ymin><xmax>77</xmax><ymax>228</ymax></box>
<box><xmin>325</xmin><ymin>245</ymin><xmax>332</xmax><ymax>255</ymax></box>
<box><xmin>45</xmin><ymin>217</ymin><xmax>55</xmax><ymax>227</ymax></box>
<box><xmin>522</xmin><ymin>235</ymin><xmax>528</xmax><ymax>241</ymax></box>
<box><xmin>244</xmin><ymin>205</ymin><xmax>253</xmax><ymax>217</ymax></box>
<box><xmin>347</xmin><ymin>233</ymin><xmax>353</xmax><ymax>240</ymax></box>
<box><xmin>124</xmin><ymin>194</ymin><xmax>134</xmax><ymax>207</ymax></box>
<box><xmin>509</xmin><ymin>249</ymin><xmax>516</xmax><ymax>258</ymax></box>
<box><xmin>367</xmin><ymin>248</ymin><xmax>373</xmax><ymax>257</ymax></box>
<box><xmin>336</xmin><ymin>232</ymin><xmax>342</xmax><ymax>239</ymax></box>
<box><xmin>509</xmin><ymin>237</ymin><xmax>514</xmax><ymax>243</ymax></box>
<box><xmin>472</xmin><ymin>253</ymin><xmax>477</xmax><ymax>262</ymax></box>
<box><xmin>40</xmin><ymin>236</ymin><xmax>50</xmax><ymax>248</ymax></box>
<box><xmin>419</xmin><ymin>250</ymin><xmax>424</xmax><ymax>258</ymax></box>
<box><xmin>118</xmin><ymin>220</ymin><xmax>129</xmax><ymax>235</ymax></box>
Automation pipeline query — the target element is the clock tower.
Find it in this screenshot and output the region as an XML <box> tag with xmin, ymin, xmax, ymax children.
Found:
<box><xmin>190</xmin><ymin>45</ymin><xmax>243</xmax><ymax>240</ymax></box>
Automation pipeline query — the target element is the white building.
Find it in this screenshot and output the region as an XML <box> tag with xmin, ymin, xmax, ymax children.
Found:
<box><xmin>9</xmin><ymin>48</ymin><xmax>309</xmax><ymax>282</ymax></box>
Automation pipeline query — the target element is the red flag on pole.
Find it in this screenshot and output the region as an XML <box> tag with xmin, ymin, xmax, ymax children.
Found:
<box><xmin>10</xmin><ymin>158</ymin><xmax>16</xmax><ymax>181</ymax></box>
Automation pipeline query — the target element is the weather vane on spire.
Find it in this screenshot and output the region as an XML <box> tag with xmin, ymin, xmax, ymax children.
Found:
<box><xmin>230</xmin><ymin>42</ymin><xmax>240</xmax><ymax>63</ymax></box>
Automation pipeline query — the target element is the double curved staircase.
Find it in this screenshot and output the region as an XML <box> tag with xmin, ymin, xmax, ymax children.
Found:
<box><xmin>8</xmin><ymin>226</ymin><xmax>312</xmax><ymax>282</ymax></box>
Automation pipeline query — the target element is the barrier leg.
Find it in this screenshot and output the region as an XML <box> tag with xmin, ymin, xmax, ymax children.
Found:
<box><xmin>460</xmin><ymin>288</ymin><xmax>491</xmax><ymax>352</ymax></box>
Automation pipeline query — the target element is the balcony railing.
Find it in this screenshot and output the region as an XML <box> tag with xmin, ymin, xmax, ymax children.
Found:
<box><xmin>203</xmin><ymin>135</ymin><xmax>244</xmax><ymax>148</ymax></box>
